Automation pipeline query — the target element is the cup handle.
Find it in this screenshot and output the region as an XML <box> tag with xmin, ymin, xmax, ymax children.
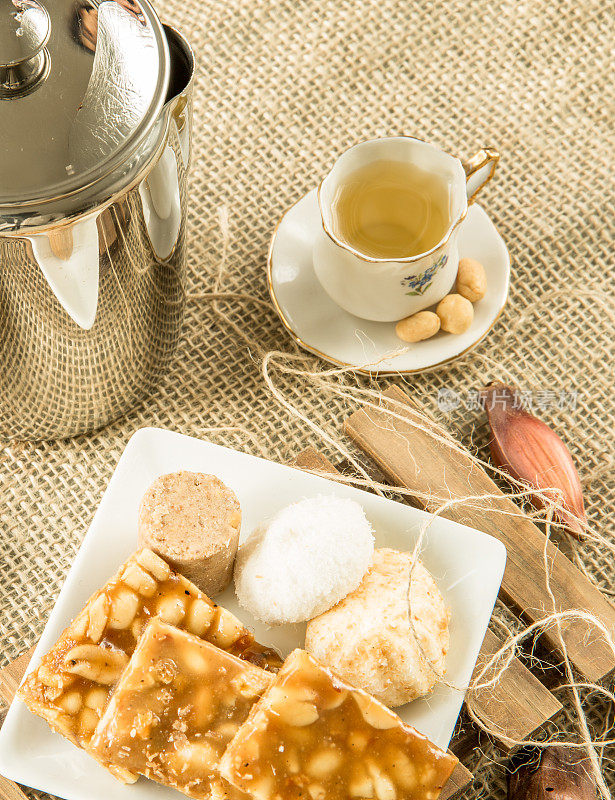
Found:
<box><xmin>462</xmin><ymin>147</ymin><xmax>500</xmax><ymax>204</ymax></box>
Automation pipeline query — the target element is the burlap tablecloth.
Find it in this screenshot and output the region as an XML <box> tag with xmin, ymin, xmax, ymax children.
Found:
<box><xmin>1</xmin><ymin>0</ymin><xmax>613</xmax><ymax>796</ymax></box>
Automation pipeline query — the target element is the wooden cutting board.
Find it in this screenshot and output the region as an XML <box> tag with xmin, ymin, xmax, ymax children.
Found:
<box><xmin>344</xmin><ymin>385</ymin><xmax>615</xmax><ymax>684</ymax></box>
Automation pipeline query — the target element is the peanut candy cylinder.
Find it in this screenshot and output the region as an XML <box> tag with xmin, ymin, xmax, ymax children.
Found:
<box><xmin>220</xmin><ymin>649</ymin><xmax>458</xmax><ymax>800</ymax></box>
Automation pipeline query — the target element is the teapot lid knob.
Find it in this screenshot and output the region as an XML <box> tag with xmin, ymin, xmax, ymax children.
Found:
<box><xmin>0</xmin><ymin>0</ymin><xmax>172</xmax><ymax>214</ymax></box>
<box><xmin>0</xmin><ymin>0</ymin><xmax>50</xmax><ymax>98</ymax></box>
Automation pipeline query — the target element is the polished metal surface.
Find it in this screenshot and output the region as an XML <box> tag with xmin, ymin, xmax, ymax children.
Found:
<box><xmin>0</xmin><ymin>0</ymin><xmax>169</xmax><ymax>211</ymax></box>
<box><xmin>0</xmin><ymin>0</ymin><xmax>51</xmax><ymax>98</ymax></box>
<box><xmin>0</xmin><ymin>22</ymin><xmax>194</xmax><ymax>441</ymax></box>
<box><xmin>0</xmin><ymin>0</ymin><xmax>50</xmax><ymax>66</ymax></box>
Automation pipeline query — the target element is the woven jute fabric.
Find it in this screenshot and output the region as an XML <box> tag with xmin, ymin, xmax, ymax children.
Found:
<box><xmin>1</xmin><ymin>0</ymin><xmax>613</xmax><ymax>796</ymax></box>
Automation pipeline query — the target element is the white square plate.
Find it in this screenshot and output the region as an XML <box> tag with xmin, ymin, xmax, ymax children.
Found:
<box><xmin>0</xmin><ymin>428</ymin><xmax>506</xmax><ymax>799</ymax></box>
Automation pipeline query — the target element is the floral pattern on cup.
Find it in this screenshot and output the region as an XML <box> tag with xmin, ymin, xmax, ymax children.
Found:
<box><xmin>402</xmin><ymin>254</ymin><xmax>448</xmax><ymax>296</ymax></box>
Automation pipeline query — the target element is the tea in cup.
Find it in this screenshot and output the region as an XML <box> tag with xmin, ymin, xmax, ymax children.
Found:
<box><xmin>313</xmin><ymin>137</ymin><xmax>498</xmax><ymax>321</ymax></box>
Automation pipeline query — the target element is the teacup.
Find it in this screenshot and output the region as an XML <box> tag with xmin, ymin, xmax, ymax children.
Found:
<box><xmin>313</xmin><ymin>137</ymin><xmax>499</xmax><ymax>321</ymax></box>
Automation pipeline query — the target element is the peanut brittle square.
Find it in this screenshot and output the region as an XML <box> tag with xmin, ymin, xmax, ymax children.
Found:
<box><xmin>91</xmin><ymin>618</ymin><xmax>271</xmax><ymax>799</ymax></box>
<box><xmin>220</xmin><ymin>649</ymin><xmax>458</xmax><ymax>800</ymax></box>
<box><xmin>18</xmin><ymin>548</ymin><xmax>278</xmax><ymax>781</ymax></box>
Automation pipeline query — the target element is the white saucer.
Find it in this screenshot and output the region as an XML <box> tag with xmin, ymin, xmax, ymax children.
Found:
<box><xmin>268</xmin><ymin>189</ymin><xmax>510</xmax><ymax>375</ymax></box>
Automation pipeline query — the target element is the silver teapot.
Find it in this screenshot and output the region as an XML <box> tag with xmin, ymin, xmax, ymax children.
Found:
<box><xmin>0</xmin><ymin>0</ymin><xmax>194</xmax><ymax>441</ymax></box>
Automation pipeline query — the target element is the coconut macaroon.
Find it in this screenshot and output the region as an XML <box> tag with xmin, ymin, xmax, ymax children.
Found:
<box><xmin>305</xmin><ymin>548</ymin><xmax>450</xmax><ymax>707</ymax></box>
<box><xmin>234</xmin><ymin>495</ymin><xmax>374</xmax><ymax>625</ymax></box>
<box><xmin>138</xmin><ymin>471</ymin><xmax>241</xmax><ymax>597</ymax></box>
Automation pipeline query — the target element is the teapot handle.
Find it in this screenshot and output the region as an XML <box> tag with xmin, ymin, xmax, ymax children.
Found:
<box><xmin>28</xmin><ymin>217</ymin><xmax>100</xmax><ymax>330</ymax></box>
<box><xmin>462</xmin><ymin>147</ymin><xmax>500</xmax><ymax>205</ymax></box>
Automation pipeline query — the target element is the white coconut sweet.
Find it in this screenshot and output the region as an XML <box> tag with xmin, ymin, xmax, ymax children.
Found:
<box><xmin>234</xmin><ymin>495</ymin><xmax>374</xmax><ymax>625</ymax></box>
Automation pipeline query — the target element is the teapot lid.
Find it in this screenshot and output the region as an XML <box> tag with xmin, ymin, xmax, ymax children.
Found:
<box><xmin>0</xmin><ymin>0</ymin><xmax>169</xmax><ymax>212</ymax></box>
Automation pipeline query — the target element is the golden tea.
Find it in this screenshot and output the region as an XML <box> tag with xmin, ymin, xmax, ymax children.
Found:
<box><xmin>330</xmin><ymin>159</ymin><xmax>452</xmax><ymax>259</ymax></box>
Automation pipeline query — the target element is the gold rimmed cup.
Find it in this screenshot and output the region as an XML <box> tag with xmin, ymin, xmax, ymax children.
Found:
<box><xmin>313</xmin><ymin>136</ymin><xmax>499</xmax><ymax>322</ymax></box>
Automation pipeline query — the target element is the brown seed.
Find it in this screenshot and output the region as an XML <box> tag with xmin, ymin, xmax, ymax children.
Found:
<box><xmin>481</xmin><ymin>383</ymin><xmax>587</xmax><ymax>539</ymax></box>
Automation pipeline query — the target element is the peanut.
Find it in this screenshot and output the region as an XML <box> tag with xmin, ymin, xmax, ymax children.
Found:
<box><xmin>348</xmin><ymin>730</ymin><xmax>369</xmax><ymax>753</ymax></box>
<box><xmin>182</xmin><ymin>647</ymin><xmax>210</xmax><ymax>675</ymax></box>
<box><xmin>43</xmin><ymin>685</ymin><xmax>64</xmax><ymax>702</ymax></box>
<box><xmin>249</xmin><ymin>775</ymin><xmax>275</xmax><ymax>800</ymax></box>
<box><xmin>237</xmin><ymin>735</ymin><xmax>260</xmax><ymax>762</ymax></box>
<box><xmin>185</xmin><ymin>598</ymin><xmax>215</xmax><ymax>636</ymax></box>
<box><xmin>268</xmin><ymin>685</ymin><xmax>312</xmax><ymax>706</ymax></box>
<box><xmin>306</xmin><ymin>748</ymin><xmax>343</xmax><ymax>778</ymax></box>
<box><xmin>78</xmin><ymin>707</ymin><xmax>99</xmax><ymax>735</ymax></box>
<box><xmin>121</xmin><ymin>562</ymin><xmax>157</xmax><ymax>597</ymax></box>
<box><xmin>354</xmin><ymin>693</ymin><xmax>397</xmax><ymax>730</ymax></box>
<box><xmin>284</xmin><ymin>747</ymin><xmax>300</xmax><ymax>773</ymax></box>
<box><xmin>395</xmin><ymin>311</ymin><xmax>441</xmax><ymax>343</ymax></box>
<box><xmin>86</xmin><ymin>593</ymin><xmax>109</xmax><ymax>643</ymax></box>
<box><xmin>107</xmin><ymin>763</ymin><xmax>138</xmax><ymax>784</ymax></box>
<box><xmin>455</xmin><ymin>257</ymin><xmax>487</xmax><ymax>302</ymax></box>
<box><xmin>349</xmin><ymin>764</ymin><xmax>374</xmax><ymax>798</ymax></box>
<box><xmin>48</xmin><ymin>710</ymin><xmax>76</xmax><ymax>740</ymax></box>
<box><xmin>230</xmin><ymin>671</ymin><xmax>270</xmax><ymax>700</ymax></box>
<box><xmin>386</xmin><ymin>748</ymin><xmax>417</xmax><ymax>788</ymax></box>
<box><xmin>172</xmin><ymin>741</ymin><xmax>218</xmax><ymax>771</ymax></box>
<box><xmin>137</xmin><ymin>548</ymin><xmax>170</xmax><ymax>581</ymax></box>
<box><xmin>108</xmin><ymin>588</ymin><xmax>140</xmax><ymax>630</ymax></box>
<box><xmin>156</xmin><ymin>594</ymin><xmax>186</xmax><ymax>625</ymax></box>
<box><xmin>38</xmin><ymin>664</ymin><xmax>74</xmax><ymax>691</ymax></box>
<box><xmin>270</xmin><ymin>695</ymin><xmax>319</xmax><ymax>727</ymax></box>
<box><xmin>367</xmin><ymin>760</ymin><xmax>397</xmax><ymax>800</ymax></box>
<box><xmin>70</xmin><ymin>614</ymin><xmax>89</xmax><ymax>640</ymax></box>
<box><xmin>58</xmin><ymin>691</ymin><xmax>82</xmax><ymax>715</ymax></box>
<box><xmin>131</xmin><ymin>709</ymin><xmax>157</xmax><ymax>739</ymax></box>
<box><xmin>436</xmin><ymin>293</ymin><xmax>474</xmax><ymax>334</ymax></box>
<box><xmin>84</xmin><ymin>686</ymin><xmax>109</xmax><ymax>714</ymax></box>
<box><xmin>192</xmin><ymin>686</ymin><xmax>214</xmax><ymax>728</ymax></box>
<box><xmin>63</xmin><ymin>644</ymin><xmax>129</xmax><ymax>684</ymax></box>
<box><xmin>208</xmin><ymin>608</ymin><xmax>244</xmax><ymax>649</ymax></box>
<box><xmin>321</xmin><ymin>687</ymin><xmax>347</xmax><ymax>710</ymax></box>
<box><xmin>216</xmin><ymin>721</ymin><xmax>239</xmax><ymax>739</ymax></box>
<box><xmin>131</xmin><ymin>616</ymin><xmax>146</xmax><ymax>640</ymax></box>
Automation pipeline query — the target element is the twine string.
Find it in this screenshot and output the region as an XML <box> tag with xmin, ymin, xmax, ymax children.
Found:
<box><xmin>182</xmin><ymin>209</ymin><xmax>615</xmax><ymax>795</ymax></box>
